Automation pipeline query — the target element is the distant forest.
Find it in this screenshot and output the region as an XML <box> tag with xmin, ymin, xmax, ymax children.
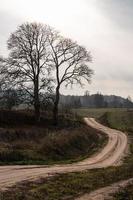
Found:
<box><xmin>60</xmin><ymin>93</ymin><xmax>133</xmax><ymax>109</ymax></box>
<box><xmin>0</xmin><ymin>89</ymin><xmax>132</xmax><ymax>110</ymax></box>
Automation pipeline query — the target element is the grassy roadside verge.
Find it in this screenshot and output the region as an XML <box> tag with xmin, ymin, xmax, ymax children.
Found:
<box><xmin>113</xmin><ymin>182</ymin><xmax>133</xmax><ymax>199</ymax></box>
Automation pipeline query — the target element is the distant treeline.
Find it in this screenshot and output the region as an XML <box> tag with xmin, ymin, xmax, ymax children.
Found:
<box><xmin>60</xmin><ymin>93</ymin><xmax>133</xmax><ymax>108</ymax></box>
<box><xmin>0</xmin><ymin>89</ymin><xmax>132</xmax><ymax>110</ymax></box>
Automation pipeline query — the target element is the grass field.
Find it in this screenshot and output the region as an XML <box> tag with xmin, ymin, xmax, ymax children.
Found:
<box><xmin>73</xmin><ymin>108</ymin><xmax>128</xmax><ymax>118</ymax></box>
<box><xmin>99</xmin><ymin>110</ymin><xmax>133</xmax><ymax>132</ymax></box>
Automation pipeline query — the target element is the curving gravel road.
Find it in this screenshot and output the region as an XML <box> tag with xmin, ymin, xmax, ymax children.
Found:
<box><xmin>0</xmin><ymin>118</ymin><xmax>128</xmax><ymax>190</ymax></box>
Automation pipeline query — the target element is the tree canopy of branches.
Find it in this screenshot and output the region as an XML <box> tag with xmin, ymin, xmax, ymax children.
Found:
<box><xmin>5</xmin><ymin>23</ymin><xmax>53</xmax><ymax>121</ymax></box>
<box><xmin>1</xmin><ymin>22</ymin><xmax>93</xmax><ymax>125</ymax></box>
<box><xmin>47</xmin><ymin>28</ymin><xmax>93</xmax><ymax>125</ymax></box>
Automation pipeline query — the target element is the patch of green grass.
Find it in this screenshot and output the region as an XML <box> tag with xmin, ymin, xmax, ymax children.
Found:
<box><xmin>113</xmin><ymin>183</ymin><xmax>133</xmax><ymax>200</ymax></box>
<box><xmin>73</xmin><ymin>108</ymin><xmax>128</xmax><ymax>118</ymax></box>
<box><xmin>99</xmin><ymin>110</ymin><xmax>133</xmax><ymax>133</ymax></box>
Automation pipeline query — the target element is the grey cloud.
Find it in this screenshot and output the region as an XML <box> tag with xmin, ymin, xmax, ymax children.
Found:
<box><xmin>0</xmin><ymin>10</ymin><xmax>24</xmax><ymax>55</ymax></box>
<box><xmin>96</xmin><ymin>0</ymin><xmax>133</xmax><ymax>30</ymax></box>
<box><xmin>0</xmin><ymin>10</ymin><xmax>22</xmax><ymax>35</ymax></box>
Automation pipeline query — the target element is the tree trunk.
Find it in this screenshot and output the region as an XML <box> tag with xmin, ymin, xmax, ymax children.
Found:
<box><xmin>34</xmin><ymin>80</ymin><xmax>40</xmax><ymax>122</ymax></box>
<box><xmin>53</xmin><ymin>86</ymin><xmax>60</xmax><ymax>126</ymax></box>
<box><xmin>34</xmin><ymin>102</ymin><xmax>40</xmax><ymax>122</ymax></box>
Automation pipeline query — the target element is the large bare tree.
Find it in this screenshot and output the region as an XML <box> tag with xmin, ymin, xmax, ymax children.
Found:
<box><xmin>47</xmin><ymin>28</ymin><xmax>93</xmax><ymax>125</ymax></box>
<box><xmin>6</xmin><ymin>23</ymin><xmax>52</xmax><ymax>121</ymax></box>
<box><xmin>2</xmin><ymin>22</ymin><xmax>93</xmax><ymax>124</ymax></box>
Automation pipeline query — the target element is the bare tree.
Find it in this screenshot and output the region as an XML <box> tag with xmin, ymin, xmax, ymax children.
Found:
<box><xmin>0</xmin><ymin>57</ymin><xmax>8</xmax><ymax>89</ymax></box>
<box><xmin>6</xmin><ymin>23</ymin><xmax>52</xmax><ymax>121</ymax></box>
<box><xmin>48</xmin><ymin>29</ymin><xmax>93</xmax><ymax>125</ymax></box>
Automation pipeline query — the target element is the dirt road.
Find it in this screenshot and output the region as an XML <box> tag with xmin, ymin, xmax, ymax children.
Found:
<box><xmin>0</xmin><ymin>118</ymin><xmax>128</xmax><ymax>189</ymax></box>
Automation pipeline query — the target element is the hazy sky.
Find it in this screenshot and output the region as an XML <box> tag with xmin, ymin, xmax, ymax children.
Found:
<box><xmin>0</xmin><ymin>0</ymin><xmax>133</xmax><ymax>98</ymax></box>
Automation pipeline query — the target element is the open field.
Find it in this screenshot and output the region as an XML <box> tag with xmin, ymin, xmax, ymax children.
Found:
<box><xmin>99</xmin><ymin>110</ymin><xmax>133</xmax><ymax>132</ymax></box>
<box><xmin>73</xmin><ymin>108</ymin><xmax>129</xmax><ymax>118</ymax></box>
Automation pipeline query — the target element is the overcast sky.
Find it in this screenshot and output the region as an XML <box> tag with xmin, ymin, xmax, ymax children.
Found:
<box><xmin>0</xmin><ymin>0</ymin><xmax>133</xmax><ymax>98</ymax></box>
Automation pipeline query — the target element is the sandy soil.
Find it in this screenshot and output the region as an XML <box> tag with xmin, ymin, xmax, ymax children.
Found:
<box><xmin>0</xmin><ymin>118</ymin><xmax>128</xmax><ymax>190</ymax></box>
